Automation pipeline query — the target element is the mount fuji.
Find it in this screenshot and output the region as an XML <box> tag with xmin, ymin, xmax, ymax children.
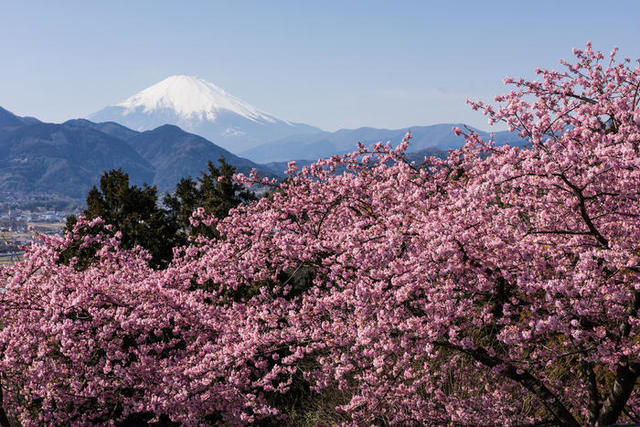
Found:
<box><xmin>89</xmin><ymin>75</ymin><xmax>321</xmax><ymax>153</ymax></box>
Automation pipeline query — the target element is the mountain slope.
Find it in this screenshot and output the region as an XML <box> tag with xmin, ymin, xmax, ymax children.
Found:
<box><xmin>0</xmin><ymin>106</ymin><xmax>38</xmax><ymax>130</ymax></box>
<box><xmin>89</xmin><ymin>75</ymin><xmax>321</xmax><ymax>153</ymax></box>
<box><xmin>0</xmin><ymin>121</ymin><xmax>154</xmax><ymax>198</ymax></box>
<box><xmin>125</xmin><ymin>124</ymin><xmax>275</xmax><ymax>192</ymax></box>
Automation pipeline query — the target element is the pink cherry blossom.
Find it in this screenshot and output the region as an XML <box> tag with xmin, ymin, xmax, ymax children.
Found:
<box><xmin>1</xmin><ymin>43</ymin><xmax>640</xmax><ymax>426</ymax></box>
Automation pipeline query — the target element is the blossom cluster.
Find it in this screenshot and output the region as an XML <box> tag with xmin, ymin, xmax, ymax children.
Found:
<box><xmin>1</xmin><ymin>43</ymin><xmax>640</xmax><ymax>426</ymax></box>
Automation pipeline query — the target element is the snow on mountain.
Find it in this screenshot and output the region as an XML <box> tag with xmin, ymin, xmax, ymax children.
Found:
<box><xmin>89</xmin><ymin>75</ymin><xmax>320</xmax><ymax>153</ymax></box>
<box><xmin>116</xmin><ymin>75</ymin><xmax>277</xmax><ymax>123</ymax></box>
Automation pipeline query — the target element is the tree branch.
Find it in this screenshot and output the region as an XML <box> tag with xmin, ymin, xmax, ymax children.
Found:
<box><xmin>582</xmin><ymin>361</ymin><xmax>601</xmax><ymax>425</ymax></box>
<box><xmin>596</xmin><ymin>362</ymin><xmax>640</xmax><ymax>425</ymax></box>
<box><xmin>596</xmin><ymin>290</ymin><xmax>640</xmax><ymax>425</ymax></box>
<box><xmin>555</xmin><ymin>174</ymin><xmax>609</xmax><ymax>248</ymax></box>
<box><xmin>435</xmin><ymin>341</ymin><xmax>580</xmax><ymax>427</ymax></box>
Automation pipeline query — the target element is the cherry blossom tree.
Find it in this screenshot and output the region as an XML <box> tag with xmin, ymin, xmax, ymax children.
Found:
<box><xmin>1</xmin><ymin>42</ymin><xmax>640</xmax><ymax>426</ymax></box>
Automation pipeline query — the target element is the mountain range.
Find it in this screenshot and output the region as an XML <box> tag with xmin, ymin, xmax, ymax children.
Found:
<box><xmin>241</xmin><ymin>123</ymin><xmax>527</xmax><ymax>163</ymax></box>
<box><xmin>1</xmin><ymin>76</ymin><xmax>528</xmax><ymax>200</ymax></box>
<box><xmin>0</xmin><ymin>107</ymin><xmax>273</xmax><ymax>198</ymax></box>
<box><xmin>87</xmin><ymin>75</ymin><xmax>526</xmax><ymax>162</ymax></box>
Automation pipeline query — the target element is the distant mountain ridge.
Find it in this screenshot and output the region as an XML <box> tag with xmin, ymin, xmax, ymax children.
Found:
<box><xmin>115</xmin><ymin>124</ymin><xmax>268</xmax><ymax>192</ymax></box>
<box><xmin>0</xmin><ymin>106</ymin><xmax>42</xmax><ymax>129</ymax></box>
<box><xmin>1</xmin><ymin>99</ymin><xmax>530</xmax><ymax>200</ymax></box>
<box><xmin>0</xmin><ymin>107</ymin><xmax>275</xmax><ymax>198</ymax></box>
<box><xmin>89</xmin><ymin>75</ymin><xmax>321</xmax><ymax>153</ymax></box>
<box><xmin>0</xmin><ymin>107</ymin><xmax>26</xmax><ymax>128</ymax></box>
<box><xmin>86</xmin><ymin>74</ymin><xmax>529</xmax><ymax>164</ymax></box>
<box><xmin>241</xmin><ymin>124</ymin><xmax>528</xmax><ymax>163</ymax></box>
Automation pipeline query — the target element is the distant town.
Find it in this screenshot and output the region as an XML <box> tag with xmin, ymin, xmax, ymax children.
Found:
<box><xmin>0</xmin><ymin>192</ymin><xmax>81</xmax><ymax>264</ymax></box>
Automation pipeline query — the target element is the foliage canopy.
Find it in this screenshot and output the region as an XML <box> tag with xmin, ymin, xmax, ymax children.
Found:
<box><xmin>1</xmin><ymin>44</ymin><xmax>640</xmax><ymax>426</ymax></box>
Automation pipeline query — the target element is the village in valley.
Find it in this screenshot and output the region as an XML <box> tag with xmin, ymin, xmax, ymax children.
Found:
<box><xmin>0</xmin><ymin>192</ymin><xmax>80</xmax><ymax>264</ymax></box>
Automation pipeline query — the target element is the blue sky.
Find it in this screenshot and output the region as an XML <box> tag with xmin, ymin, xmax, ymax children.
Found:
<box><xmin>1</xmin><ymin>0</ymin><xmax>638</xmax><ymax>131</ymax></box>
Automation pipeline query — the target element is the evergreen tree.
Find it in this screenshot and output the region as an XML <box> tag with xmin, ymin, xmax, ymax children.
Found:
<box><xmin>63</xmin><ymin>159</ymin><xmax>256</xmax><ymax>269</ymax></box>
<box><xmin>64</xmin><ymin>169</ymin><xmax>181</xmax><ymax>269</ymax></box>
<box><xmin>165</xmin><ymin>157</ymin><xmax>256</xmax><ymax>239</ymax></box>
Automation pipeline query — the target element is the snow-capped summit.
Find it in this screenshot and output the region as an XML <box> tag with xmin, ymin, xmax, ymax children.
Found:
<box><xmin>89</xmin><ymin>76</ymin><xmax>320</xmax><ymax>153</ymax></box>
<box><xmin>116</xmin><ymin>75</ymin><xmax>277</xmax><ymax>124</ymax></box>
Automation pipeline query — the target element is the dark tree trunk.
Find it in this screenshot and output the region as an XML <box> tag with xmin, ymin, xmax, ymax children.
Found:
<box><xmin>596</xmin><ymin>290</ymin><xmax>640</xmax><ymax>425</ymax></box>
<box><xmin>0</xmin><ymin>381</ymin><xmax>11</xmax><ymax>427</ymax></box>
<box><xmin>583</xmin><ymin>361</ymin><xmax>601</xmax><ymax>425</ymax></box>
<box><xmin>596</xmin><ymin>363</ymin><xmax>640</xmax><ymax>426</ymax></box>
